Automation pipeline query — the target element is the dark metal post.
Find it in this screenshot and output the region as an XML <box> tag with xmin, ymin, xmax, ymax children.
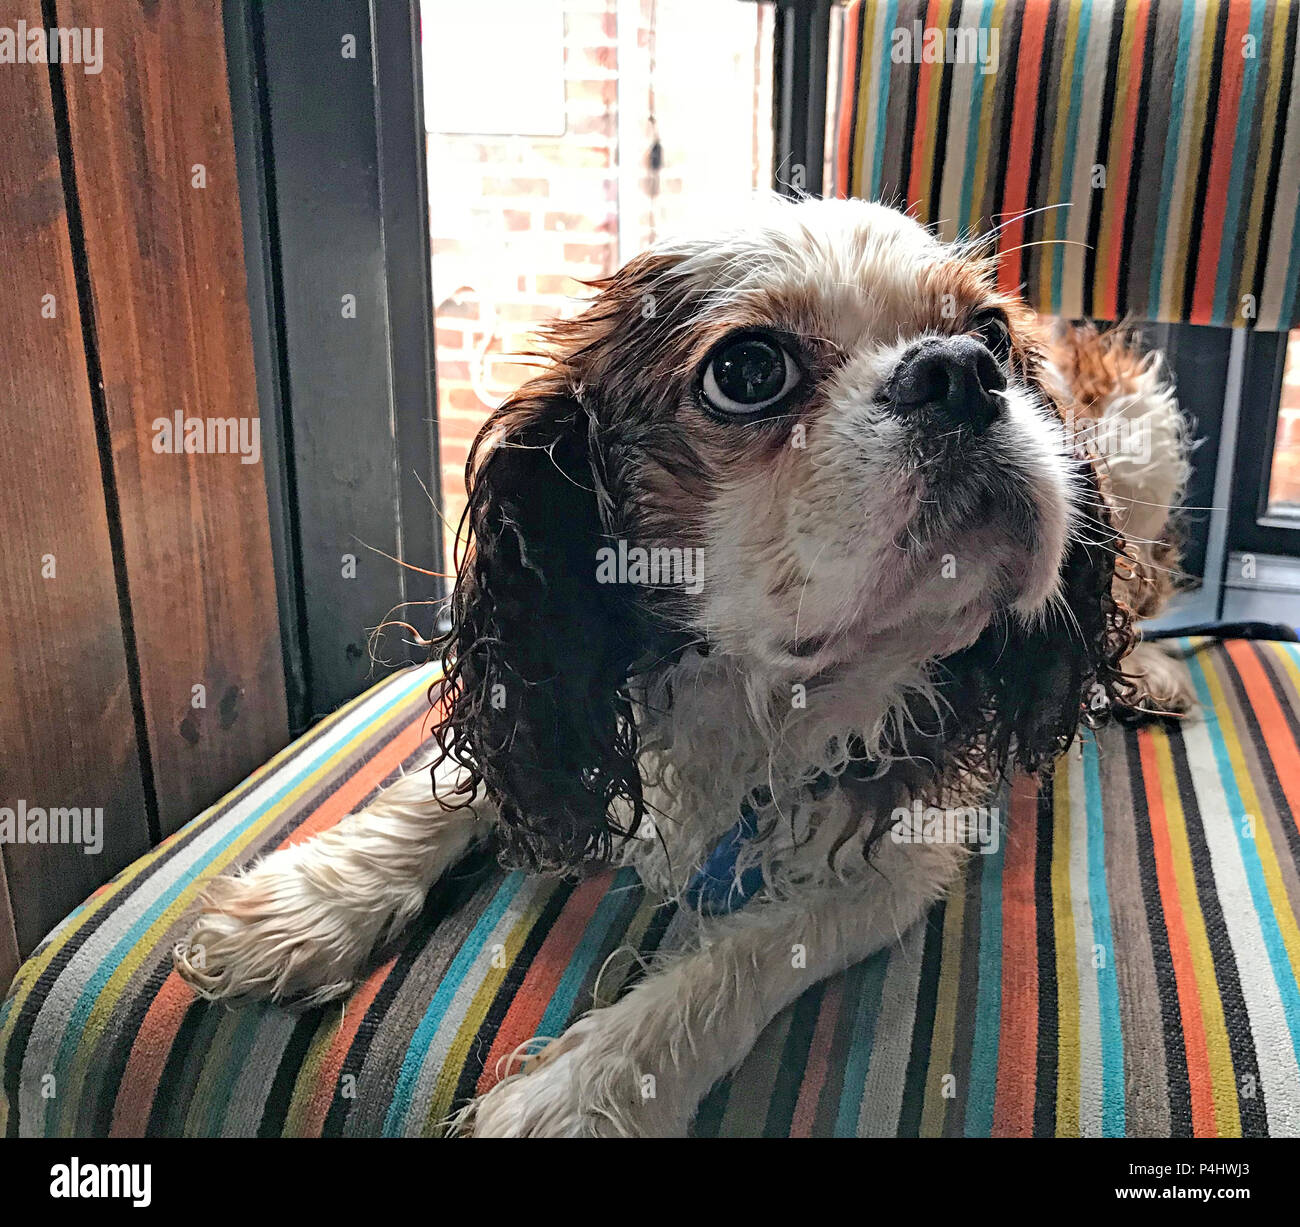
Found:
<box><xmin>770</xmin><ymin>0</ymin><xmax>833</xmax><ymax>197</ymax></box>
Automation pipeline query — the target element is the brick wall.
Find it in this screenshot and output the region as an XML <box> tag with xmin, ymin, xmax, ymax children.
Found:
<box><xmin>424</xmin><ymin>0</ymin><xmax>770</xmax><ymax>564</ymax></box>
<box><xmin>423</xmin><ymin>3</ymin><xmax>1300</xmax><ymax>537</ymax></box>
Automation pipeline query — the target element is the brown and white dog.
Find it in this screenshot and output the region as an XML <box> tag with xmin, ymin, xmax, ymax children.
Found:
<box><xmin>175</xmin><ymin>198</ymin><xmax>1193</xmax><ymax>1136</ymax></box>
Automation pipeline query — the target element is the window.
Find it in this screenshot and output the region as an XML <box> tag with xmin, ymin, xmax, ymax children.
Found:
<box><xmin>420</xmin><ymin>0</ymin><xmax>774</xmax><ymax>564</ymax></box>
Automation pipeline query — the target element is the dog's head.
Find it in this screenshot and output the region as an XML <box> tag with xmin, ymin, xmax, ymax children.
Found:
<box><xmin>435</xmin><ymin>199</ymin><xmax>1133</xmax><ymax>869</ymax></box>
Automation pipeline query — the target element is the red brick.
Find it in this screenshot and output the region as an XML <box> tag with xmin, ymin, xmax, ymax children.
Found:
<box><xmin>482</xmin><ymin>177</ymin><xmax>550</xmax><ymax>197</ymax></box>
<box><xmin>567</xmin><ymin>45</ymin><xmax>616</xmax><ymax>72</ymax></box>
<box><xmin>441</xmin><ymin>442</ymin><xmax>471</xmax><ymax>471</ymax></box>
<box><xmin>447</xmin><ymin>387</ymin><xmax>487</xmax><ymax>413</ymax></box>
<box><xmin>535</xmin><ymin>274</ymin><xmax>581</xmax><ymax>295</ymax></box>
<box><xmin>437</xmin><ymin>297</ymin><xmax>480</xmax><ymax>321</ymax></box>
<box><xmin>491</xmin><ymin>360</ymin><xmax>548</xmax><ymax>386</ymax></box>
<box><xmin>502</xmin><ymin>208</ymin><xmax>532</xmax><ymax>232</ymax></box>
<box><xmin>566</xmin><ymin>78</ymin><xmax>618</xmax><ymax>106</ymax></box>
<box><xmin>569</xmin><ymin>113</ymin><xmax>616</xmax><ymax>138</ymax></box>
<box><xmin>426</xmin><ymin>135</ymin><xmax>512</xmax><ymax>164</ymax></box>
<box><xmin>529</xmin><ymin>143</ymin><xmax>612</xmax><ymax>169</ymax></box>
<box><xmin>469</xmin><ymin>140</ymin><xmax>514</xmax><ymax>163</ymax></box>
<box><xmin>563</xmin><ymin>241</ymin><xmax>613</xmax><ymax>264</ymax></box>
<box><xmin>439</xmin><ymin>405</ymin><xmax>492</xmax><ymax>427</ymax></box>
<box><xmin>544</xmin><ymin>210</ymin><xmax>613</xmax><ymax>233</ymax></box>
<box><xmin>496</xmin><ymin>302</ymin><xmax>555</xmax><ymax>323</ymax></box>
<box><xmin>437</xmin><ymin>436</ymin><xmax>475</xmax><ymax>459</ymax></box>
<box><xmin>436</xmin><ymin>413</ymin><xmax>483</xmax><ymax>439</ymax></box>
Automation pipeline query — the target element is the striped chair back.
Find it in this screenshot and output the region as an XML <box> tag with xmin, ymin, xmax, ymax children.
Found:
<box><xmin>834</xmin><ymin>0</ymin><xmax>1300</xmax><ymax>329</ymax></box>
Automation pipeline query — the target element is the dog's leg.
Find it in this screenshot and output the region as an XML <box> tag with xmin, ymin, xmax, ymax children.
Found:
<box><xmin>463</xmin><ymin>837</ymin><xmax>961</xmax><ymax>1137</ymax></box>
<box><xmin>174</xmin><ymin>755</ymin><xmax>491</xmax><ymax>1004</ymax></box>
<box><xmin>1120</xmin><ymin>639</ymin><xmax>1197</xmax><ymax>717</ymax></box>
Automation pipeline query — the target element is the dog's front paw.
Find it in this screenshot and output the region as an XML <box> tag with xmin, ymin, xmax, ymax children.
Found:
<box><xmin>1120</xmin><ymin>640</ymin><xmax>1198</xmax><ymax>721</ymax></box>
<box><xmin>456</xmin><ymin>1014</ymin><xmax>692</xmax><ymax>1138</ymax></box>
<box><xmin>173</xmin><ymin>859</ymin><xmax>368</xmax><ymax>1006</ymax></box>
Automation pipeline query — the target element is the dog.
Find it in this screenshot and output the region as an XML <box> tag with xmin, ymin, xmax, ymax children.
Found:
<box><xmin>174</xmin><ymin>198</ymin><xmax>1194</xmax><ymax>1136</ymax></box>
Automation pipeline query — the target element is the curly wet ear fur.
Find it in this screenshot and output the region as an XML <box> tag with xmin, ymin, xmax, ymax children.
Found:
<box><xmin>431</xmin><ymin>380</ymin><xmax>661</xmax><ymax>871</ymax></box>
<box><xmin>930</xmin><ymin>459</ymin><xmax>1136</xmax><ymax>777</ymax></box>
<box><xmin>876</xmin><ymin>457</ymin><xmax>1136</xmax><ymax>825</ymax></box>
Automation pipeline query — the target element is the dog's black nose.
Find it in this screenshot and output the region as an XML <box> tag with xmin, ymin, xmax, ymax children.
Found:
<box><xmin>887</xmin><ymin>336</ymin><xmax>1007</xmax><ymax>434</ymax></box>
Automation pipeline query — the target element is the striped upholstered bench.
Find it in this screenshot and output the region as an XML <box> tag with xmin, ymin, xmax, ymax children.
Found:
<box><xmin>3</xmin><ymin>637</ymin><xmax>1300</xmax><ymax>1137</ymax></box>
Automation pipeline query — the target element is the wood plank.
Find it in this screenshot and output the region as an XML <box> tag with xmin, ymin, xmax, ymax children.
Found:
<box><xmin>55</xmin><ymin>0</ymin><xmax>289</xmax><ymax>832</ymax></box>
<box><xmin>0</xmin><ymin>0</ymin><xmax>150</xmax><ymax>954</ymax></box>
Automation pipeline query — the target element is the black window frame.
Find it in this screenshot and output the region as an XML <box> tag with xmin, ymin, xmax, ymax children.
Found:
<box><xmin>1227</xmin><ymin>329</ymin><xmax>1297</xmax><ymax>558</ymax></box>
<box><xmin>225</xmin><ymin>0</ymin><xmax>1299</xmax><ymax>710</ymax></box>
<box><xmin>223</xmin><ymin>0</ymin><xmax>444</xmax><ymax>733</ymax></box>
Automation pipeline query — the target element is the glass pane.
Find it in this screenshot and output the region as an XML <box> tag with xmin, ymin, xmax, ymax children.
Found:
<box><xmin>1264</xmin><ymin>329</ymin><xmax>1300</xmax><ymax>520</ymax></box>
<box><xmin>420</xmin><ymin>0</ymin><xmax>774</xmax><ymax>566</ymax></box>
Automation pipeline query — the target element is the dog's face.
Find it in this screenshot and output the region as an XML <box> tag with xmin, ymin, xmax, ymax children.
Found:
<box><xmin>610</xmin><ymin>200</ymin><xmax>1072</xmax><ymax>673</ymax></box>
<box><xmin>436</xmin><ymin>199</ymin><xmax>1131</xmax><ymax>869</ymax></box>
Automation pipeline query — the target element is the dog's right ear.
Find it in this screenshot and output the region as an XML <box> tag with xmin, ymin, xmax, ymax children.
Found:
<box><xmin>432</xmin><ymin>249</ymin><xmax>695</xmax><ymax>869</ymax></box>
<box><xmin>433</xmin><ymin>373</ymin><xmax>660</xmax><ymax>871</ymax></box>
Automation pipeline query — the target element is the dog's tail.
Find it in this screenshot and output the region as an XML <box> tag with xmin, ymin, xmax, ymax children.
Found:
<box><xmin>1046</xmin><ymin>322</ymin><xmax>1192</xmax><ymax>620</ymax></box>
<box><xmin>1044</xmin><ymin>323</ymin><xmax>1198</xmax><ymax>718</ymax></box>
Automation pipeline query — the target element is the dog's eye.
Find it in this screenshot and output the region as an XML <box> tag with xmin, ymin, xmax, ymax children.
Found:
<box><xmin>700</xmin><ymin>332</ymin><xmax>802</xmax><ymax>417</ymax></box>
<box><xmin>970</xmin><ymin>308</ymin><xmax>1013</xmax><ymax>361</ymax></box>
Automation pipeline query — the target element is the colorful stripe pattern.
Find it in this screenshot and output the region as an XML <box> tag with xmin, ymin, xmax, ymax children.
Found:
<box><xmin>835</xmin><ymin>0</ymin><xmax>1300</xmax><ymax>329</ymax></box>
<box><xmin>3</xmin><ymin>639</ymin><xmax>1300</xmax><ymax>1136</ymax></box>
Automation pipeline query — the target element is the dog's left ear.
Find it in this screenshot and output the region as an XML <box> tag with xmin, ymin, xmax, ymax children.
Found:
<box><xmin>433</xmin><ymin>374</ymin><xmax>668</xmax><ymax>871</ymax></box>
<box><xmin>932</xmin><ymin>459</ymin><xmax>1136</xmax><ymax>776</ymax></box>
<box><xmin>433</xmin><ymin>250</ymin><xmax>696</xmax><ymax>870</ymax></box>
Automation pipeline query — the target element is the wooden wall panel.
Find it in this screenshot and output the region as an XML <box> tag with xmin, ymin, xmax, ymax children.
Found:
<box><xmin>54</xmin><ymin>0</ymin><xmax>288</xmax><ymax>832</ymax></box>
<box><xmin>0</xmin><ymin>0</ymin><xmax>150</xmax><ymax>959</ymax></box>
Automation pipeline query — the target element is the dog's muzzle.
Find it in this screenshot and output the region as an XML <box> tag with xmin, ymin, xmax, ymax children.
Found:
<box><xmin>884</xmin><ymin>336</ymin><xmax>1006</xmax><ymax>435</ymax></box>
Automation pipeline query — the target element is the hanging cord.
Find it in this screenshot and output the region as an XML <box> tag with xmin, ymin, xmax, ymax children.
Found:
<box><xmin>645</xmin><ymin>0</ymin><xmax>662</xmax><ymax>242</ymax></box>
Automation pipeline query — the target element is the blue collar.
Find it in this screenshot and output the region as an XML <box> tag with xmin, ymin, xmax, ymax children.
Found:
<box><xmin>682</xmin><ymin>768</ymin><xmax>849</xmax><ymax>915</ymax></box>
<box><xmin>682</xmin><ymin>799</ymin><xmax>765</xmax><ymax>916</ymax></box>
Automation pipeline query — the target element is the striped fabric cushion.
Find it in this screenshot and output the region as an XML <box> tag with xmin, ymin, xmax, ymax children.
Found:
<box><xmin>3</xmin><ymin>639</ymin><xmax>1299</xmax><ymax>1137</ymax></box>
<box><xmin>835</xmin><ymin>0</ymin><xmax>1300</xmax><ymax>329</ymax></box>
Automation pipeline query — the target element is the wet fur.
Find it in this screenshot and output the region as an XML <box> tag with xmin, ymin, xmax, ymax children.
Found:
<box><xmin>176</xmin><ymin>199</ymin><xmax>1193</xmax><ymax>1135</ymax></box>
